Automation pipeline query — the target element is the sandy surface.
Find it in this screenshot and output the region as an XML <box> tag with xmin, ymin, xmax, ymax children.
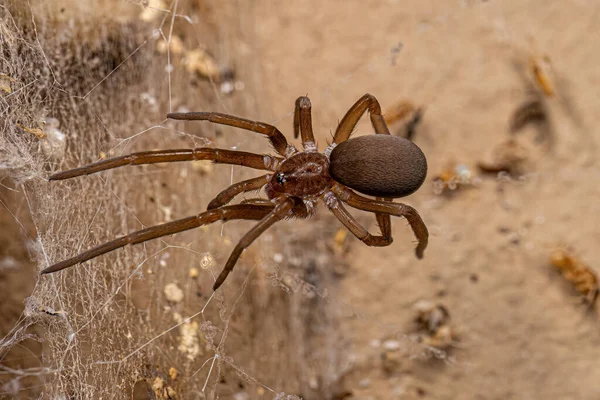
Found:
<box><xmin>235</xmin><ymin>1</ymin><xmax>600</xmax><ymax>398</ymax></box>
<box><xmin>2</xmin><ymin>0</ymin><xmax>600</xmax><ymax>399</ymax></box>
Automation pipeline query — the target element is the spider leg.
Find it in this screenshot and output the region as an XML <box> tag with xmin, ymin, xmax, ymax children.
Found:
<box><xmin>50</xmin><ymin>148</ymin><xmax>282</xmax><ymax>180</ymax></box>
<box><xmin>213</xmin><ymin>197</ymin><xmax>295</xmax><ymax>290</ymax></box>
<box><xmin>239</xmin><ymin>198</ymin><xmax>273</xmax><ymax>206</ymax></box>
<box><xmin>332</xmin><ymin>184</ymin><xmax>428</xmax><ymax>258</ymax></box>
<box><xmin>207</xmin><ymin>174</ymin><xmax>270</xmax><ymax>210</ymax></box>
<box><xmin>375</xmin><ymin>206</ymin><xmax>392</xmax><ymax>243</ymax></box>
<box><xmin>239</xmin><ymin>198</ymin><xmax>312</xmax><ymax>218</ymax></box>
<box><xmin>168</xmin><ymin>111</ymin><xmax>295</xmax><ymax>157</ymax></box>
<box><xmin>332</xmin><ymin>93</ymin><xmax>391</xmax><ymax>144</ymax></box>
<box><xmin>41</xmin><ymin>204</ymin><xmax>275</xmax><ymax>274</ymax></box>
<box><xmin>330</xmin><ymin>93</ymin><xmax>394</xmax><ymax>242</ymax></box>
<box><xmin>323</xmin><ymin>191</ymin><xmax>393</xmax><ymax>247</ymax></box>
<box><xmin>293</xmin><ymin>96</ymin><xmax>317</xmax><ymax>151</ymax></box>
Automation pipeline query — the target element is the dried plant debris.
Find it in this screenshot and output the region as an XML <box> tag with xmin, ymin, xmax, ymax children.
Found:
<box><xmin>40</xmin><ymin>118</ymin><xmax>67</xmax><ymax>160</ymax></box>
<box><xmin>16</xmin><ymin>123</ymin><xmax>46</xmax><ymax>139</ymax></box>
<box><xmin>16</xmin><ymin>117</ymin><xmax>67</xmax><ymax>160</ymax></box>
<box><xmin>412</xmin><ymin>300</ymin><xmax>460</xmax><ymax>350</ymax></box>
<box><xmin>477</xmin><ymin>139</ymin><xmax>531</xmax><ymax>176</ymax></box>
<box><xmin>154</xmin><ymin>31</ymin><xmax>237</xmax><ymax>94</ymax></box>
<box><xmin>529</xmin><ymin>54</ymin><xmax>555</xmax><ymax>97</ymax></box>
<box><xmin>550</xmin><ymin>248</ymin><xmax>599</xmax><ymax>306</ymax></box>
<box><xmin>433</xmin><ymin>161</ymin><xmax>478</xmax><ymax>195</ymax></box>
<box><xmin>384</xmin><ymin>100</ymin><xmax>417</xmax><ymax>125</ymax></box>
<box><xmin>132</xmin><ymin>364</ymin><xmax>180</xmax><ymax>400</ymax></box>
<box><xmin>183</xmin><ymin>48</ymin><xmax>235</xmax><ymax>85</ymax></box>
<box><xmin>173</xmin><ymin>312</ymin><xmax>202</xmax><ymax>360</ymax></box>
<box><xmin>329</xmin><ymin>227</ymin><xmax>351</xmax><ymax>256</ymax></box>
<box><xmin>377</xmin><ymin>302</ymin><xmax>460</xmax><ymax>371</ymax></box>
<box><xmin>509</xmin><ymin>98</ymin><xmax>548</xmax><ymax>135</ymax></box>
<box><xmin>0</xmin><ymin>72</ymin><xmax>17</xmax><ymax>93</ymax></box>
<box><xmin>508</xmin><ymin>49</ymin><xmax>556</xmax><ymax>145</ymax></box>
<box><xmin>168</xmin><ymin>367</ymin><xmax>178</xmax><ymax>381</ymax></box>
<box><xmin>403</xmin><ymin>107</ymin><xmax>424</xmax><ymax>141</ymax></box>
<box><xmin>152</xmin><ymin>377</ymin><xmax>179</xmax><ymax>400</ymax></box>
<box><xmin>384</xmin><ymin>100</ymin><xmax>424</xmax><ymax>140</ymax></box>
<box><xmin>513</xmin><ymin>45</ymin><xmax>556</xmax><ymax>98</ymax></box>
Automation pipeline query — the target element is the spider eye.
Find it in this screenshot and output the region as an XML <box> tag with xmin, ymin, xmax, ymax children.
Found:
<box><xmin>275</xmin><ymin>173</ymin><xmax>286</xmax><ymax>185</ymax></box>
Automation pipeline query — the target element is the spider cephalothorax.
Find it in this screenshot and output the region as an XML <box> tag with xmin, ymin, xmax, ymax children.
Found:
<box><xmin>43</xmin><ymin>94</ymin><xmax>429</xmax><ymax>291</ymax></box>
<box><xmin>265</xmin><ymin>152</ymin><xmax>333</xmax><ymax>200</ymax></box>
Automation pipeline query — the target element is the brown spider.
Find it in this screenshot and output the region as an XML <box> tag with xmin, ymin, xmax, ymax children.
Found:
<box><xmin>42</xmin><ymin>94</ymin><xmax>429</xmax><ymax>291</ymax></box>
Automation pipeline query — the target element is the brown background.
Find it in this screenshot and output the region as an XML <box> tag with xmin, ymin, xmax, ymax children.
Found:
<box><xmin>1</xmin><ymin>0</ymin><xmax>600</xmax><ymax>399</ymax></box>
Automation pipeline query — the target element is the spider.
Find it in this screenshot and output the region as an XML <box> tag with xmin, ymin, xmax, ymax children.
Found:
<box><xmin>42</xmin><ymin>94</ymin><xmax>429</xmax><ymax>291</ymax></box>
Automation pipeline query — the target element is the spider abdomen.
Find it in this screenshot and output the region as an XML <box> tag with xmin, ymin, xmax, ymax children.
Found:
<box><xmin>329</xmin><ymin>135</ymin><xmax>427</xmax><ymax>198</ymax></box>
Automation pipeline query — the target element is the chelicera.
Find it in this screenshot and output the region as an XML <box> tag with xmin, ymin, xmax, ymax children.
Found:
<box><xmin>42</xmin><ymin>94</ymin><xmax>429</xmax><ymax>291</ymax></box>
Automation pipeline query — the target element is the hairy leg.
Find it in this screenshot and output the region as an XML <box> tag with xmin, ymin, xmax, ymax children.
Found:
<box><xmin>293</xmin><ymin>96</ymin><xmax>317</xmax><ymax>151</ymax></box>
<box><xmin>239</xmin><ymin>198</ymin><xmax>312</xmax><ymax>218</ymax></box>
<box><xmin>331</xmin><ymin>93</ymin><xmax>394</xmax><ymax>240</ymax></box>
<box><xmin>207</xmin><ymin>175</ymin><xmax>270</xmax><ymax>210</ymax></box>
<box><xmin>213</xmin><ymin>197</ymin><xmax>295</xmax><ymax>290</ymax></box>
<box><xmin>323</xmin><ymin>192</ymin><xmax>393</xmax><ymax>247</ymax></box>
<box><xmin>332</xmin><ymin>184</ymin><xmax>428</xmax><ymax>258</ymax></box>
<box><xmin>168</xmin><ymin>111</ymin><xmax>294</xmax><ymax>156</ymax></box>
<box><xmin>41</xmin><ymin>204</ymin><xmax>275</xmax><ymax>274</ymax></box>
<box><xmin>239</xmin><ymin>198</ymin><xmax>273</xmax><ymax>206</ymax></box>
<box><xmin>50</xmin><ymin>148</ymin><xmax>282</xmax><ymax>180</ymax></box>
<box><xmin>375</xmin><ymin>205</ymin><xmax>392</xmax><ymax>243</ymax></box>
<box><xmin>332</xmin><ymin>93</ymin><xmax>391</xmax><ymax>144</ymax></box>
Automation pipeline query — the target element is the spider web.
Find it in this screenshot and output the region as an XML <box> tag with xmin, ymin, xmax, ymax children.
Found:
<box><xmin>3</xmin><ymin>0</ymin><xmax>599</xmax><ymax>399</ymax></box>
<box><xmin>1</xmin><ymin>1</ymin><xmax>363</xmax><ymax>398</ymax></box>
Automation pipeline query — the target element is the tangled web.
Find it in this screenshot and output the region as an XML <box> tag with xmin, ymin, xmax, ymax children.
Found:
<box><xmin>0</xmin><ymin>1</ymin><xmax>462</xmax><ymax>398</ymax></box>
<box><xmin>0</xmin><ymin>1</ymin><xmax>355</xmax><ymax>398</ymax></box>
